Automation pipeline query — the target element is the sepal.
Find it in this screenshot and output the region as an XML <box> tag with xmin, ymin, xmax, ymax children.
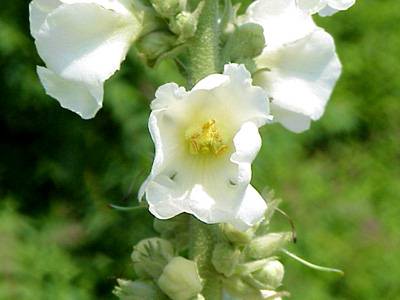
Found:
<box><xmin>131</xmin><ymin>238</ymin><xmax>174</xmax><ymax>280</ymax></box>
<box><xmin>212</xmin><ymin>242</ymin><xmax>241</xmax><ymax>277</ymax></box>
<box><xmin>149</xmin><ymin>0</ymin><xmax>184</xmax><ymax>18</ymax></box>
<box><xmin>247</xmin><ymin>260</ymin><xmax>285</xmax><ymax>290</ymax></box>
<box><xmin>137</xmin><ymin>31</ymin><xmax>177</xmax><ymax>62</ymax></box>
<box><xmin>219</xmin><ymin>223</ymin><xmax>254</xmax><ymax>245</ymax></box>
<box><xmin>245</xmin><ymin>232</ymin><xmax>292</xmax><ymax>260</ymax></box>
<box><xmin>169</xmin><ymin>2</ymin><xmax>204</xmax><ymax>42</ymax></box>
<box><xmin>113</xmin><ymin>279</ymin><xmax>167</xmax><ymax>300</ymax></box>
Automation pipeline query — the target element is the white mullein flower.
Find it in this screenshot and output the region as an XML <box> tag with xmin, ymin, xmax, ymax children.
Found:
<box><xmin>243</xmin><ymin>0</ymin><xmax>342</xmax><ymax>133</ymax></box>
<box><xmin>139</xmin><ymin>64</ymin><xmax>271</xmax><ymax>230</ymax></box>
<box><xmin>296</xmin><ymin>0</ymin><xmax>356</xmax><ymax>16</ymax></box>
<box><xmin>29</xmin><ymin>0</ymin><xmax>145</xmax><ymax>119</ymax></box>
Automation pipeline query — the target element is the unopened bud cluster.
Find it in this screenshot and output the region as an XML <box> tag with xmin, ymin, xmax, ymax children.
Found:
<box><xmin>215</xmin><ymin>200</ymin><xmax>291</xmax><ymax>299</ymax></box>
<box><xmin>114</xmin><ymin>200</ymin><xmax>292</xmax><ymax>300</ymax></box>
<box><xmin>136</xmin><ymin>0</ymin><xmax>205</xmax><ymax>65</ymax></box>
<box><xmin>134</xmin><ymin>0</ymin><xmax>266</xmax><ymax>69</ymax></box>
<box><xmin>114</xmin><ymin>235</ymin><xmax>203</xmax><ymax>300</ymax></box>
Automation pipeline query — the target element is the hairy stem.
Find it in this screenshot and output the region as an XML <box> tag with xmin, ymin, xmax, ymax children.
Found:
<box><xmin>187</xmin><ymin>0</ymin><xmax>220</xmax><ymax>86</ymax></box>
<box><xmin>189</xmin><ymin>217</ymin><xmax>222</xmax><ymax>299</ymax></box>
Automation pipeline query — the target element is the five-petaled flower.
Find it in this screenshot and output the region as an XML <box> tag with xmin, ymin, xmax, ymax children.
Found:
<box><xmin>243</xmin><ymin>0</ymin><xmax>342</xmax><ymax>133</ymax></box>
<box><xmin>30</xmin><ymin>0</ymin><xmax>145</xmax><ymax>119</ymax></box>
<box><xmin>139</xmin><ymin>64</ymin><xmax>271</xmax><ymax>230</ymax></box>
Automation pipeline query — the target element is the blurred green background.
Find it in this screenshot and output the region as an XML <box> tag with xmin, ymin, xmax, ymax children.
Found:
<box><xmin>0</xmin><ymin>0</ymin><xmax>399</xmax><ymax>299</ymax></box>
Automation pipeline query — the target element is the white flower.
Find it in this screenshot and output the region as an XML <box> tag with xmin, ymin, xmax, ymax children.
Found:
<box><xmin>30</xmin><ymin>0</ymin><xmax>144</xmax><ymax>119</ymax></box>
<box><xmin>296</xmin><ymin>0</ymin><xmax>356</xmax><ymax>16</ymax></box>
<box><xmin>139</xmin><ymin>64</ymin><xmax>270</xmax><ymax>230</ymax></box>
<box><xmin>243</xmin><ymin>0</ymin><xmax>342</xmax><ymax>133</ymax></box>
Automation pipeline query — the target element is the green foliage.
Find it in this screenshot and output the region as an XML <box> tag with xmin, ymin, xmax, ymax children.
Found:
<box><xmin>0</xmin><ymin>201</ymin><xmax>92</xmax><ymax>300</ymax></box>
<box><xmin>0</xmin><ymin>0</ymin><xmax>399</xmax><ymax>299</ymax></box>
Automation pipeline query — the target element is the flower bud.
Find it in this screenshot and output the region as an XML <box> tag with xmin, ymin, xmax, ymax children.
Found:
<box><xmin>252</xmin><ymin>260</ymin><xmax>285</xmax><ymax>289</ymax></box>
<box><xmin>212</xmin><ymin>242</ymin><xmax>241</xmax><ymax>277</ymax></box>
<box><xmin>222</xmin><ymin>23</ymin><xmax>265</xmax><ymax>62</ymax></box>
<box><xmin>149</xmin><ymin>0</ymin><xmax>182</xmax><ymax>18</ymax></box>
<box><xmin>220</xmin><ymin>223</ymin><xmax>254</xmax><ymax>245</ymax></box>
<box><xmin>137</xmin><ymin>31</ymin><xmax>177</xmax><ymax>61</ymax></box>
<box><xmin>113</xmin><ymin>279</ymin><xmax>167</xmax><ymax>300</ymax></box>
<box><xmin>169</xmin><ymin>0</ymin><xmax>203</xmax><ymax>42</ymax></box>
<box><xmin>245</xmin><ymin>232</ymin><xmax>291</xmax><ymax>260</ymax></box>
<box><xmin>169</xmin><ymin>11</ymin><xmax>198</xmax><ymax>41</ymax></box>
<box><xmin>131</xmin><ymin>238</ymin><xmax>174</xmax><ymax>280</ymax></box>
<box><xmin>157</xmin><ymin>257</ymin><xmax>203</xmax><ymax>300</ymax></box>
<box><xmin>223</xmin><ymin>276</ymin><xmax>263</xmax><ymax>299</ymax></box>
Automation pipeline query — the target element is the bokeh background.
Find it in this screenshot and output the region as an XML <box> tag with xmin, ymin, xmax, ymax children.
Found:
<box><xmin>1</xmin><ymin>0</ymin><xmax>399</xmax><ymax>299</ymax></box>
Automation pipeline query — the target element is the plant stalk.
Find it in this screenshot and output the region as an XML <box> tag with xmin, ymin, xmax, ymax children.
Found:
<box><xmin>189</xmin><ymin>217</ymin><xmax>222</xmax><ymax>299</ymax></box>
<box><xmin>187</xmin><ymin>0</ymin><xmax>220</xmax><ymax>87</ymax></box>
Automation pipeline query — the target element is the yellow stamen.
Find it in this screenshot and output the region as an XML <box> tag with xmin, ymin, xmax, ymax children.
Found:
<box><xmin>186</xmin><ymin>119</ymin><xmax>228</xmax><ymax>156</ymax></box>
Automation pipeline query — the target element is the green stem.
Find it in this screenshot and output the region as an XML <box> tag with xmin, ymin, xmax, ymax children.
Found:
<box><xmin>187</xmin><ymin>0</ymin><xmax>220</xmax><ymax>86</ymax></box>
<box><xmin>189</xmin><ymin>217</ymin><xmax>222</xmax><ymax>299</ymax></box>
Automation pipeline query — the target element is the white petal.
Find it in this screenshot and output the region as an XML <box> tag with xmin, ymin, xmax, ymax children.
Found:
<box><xmin>318</xmin><ymin>5</ymin><xmax>338</xmax><ymax>16</ymax></box>
<box><xmin>244</xmin><ymin>0</ymin><xmax>316</xmax><ymax>47</ymax></box>
<box><xmin>37</xmin><ymin>66</ymin><xmax>102</xmax><ymax>119</ymax></box>
<box><xmin>328</xmin><ymin>0</ymin><xmax>355</xmax><ymax>10</ymax></box>
<box><xmin>213</xmin><ymin>64</ymin><xmax>271</xmax><ymax>127</ymax></box>
<box><xmin>35</xmin><ymin>2</ymin><xmax>139</xmax><ymax>82</ymax></box>
<box><xmin>139</xmin><ymin>107</ymin><xmax>189</xmax><ymax>201</ymax></box>
<box><xmin>231</xmin><ymin>185</ymin><xmax>267</xmax><ymax>231</ymax></box>
<box><xmin>192</xmin><ymin>74</ymin><xmax>229</xmax><ymax>91</ymax></box>
<box><xmin>297</xmin><ymin>0</ymin><xmax>354</xmax><ymax>15</ymax></box>
<box><xmin>296</xmin><ymin>0</ymin><xmax>326</xmax><ymax>14</ymax></box>
<box><xmin>231</xmin><ymin>122</ymin><xmax>262</xmax><ymax>164</ymax></box>
<box><xmin>146</xmin><ymin>160</ymin><xmax>254</xmax><ymax>228</ymax></box>
<box><xmin>60</xmin><ymin>0</ymin><xmax>134</xmax><ymax>16</ymax></box>
<box><xmin>271</xmin><ymin>104</ymin><xmax>311</xmax><ymax>133</ymax></box>
<box><xmin>255</xmin><ymin>29</ymin><xmax>341</xmax><ymax>132</ymax></box>
<box><xmin>29</xmin><ymin>0</ymin><xmax>62</xmax><ymax>39</ymax></box>
<box><xmin>150</xmin><ymin>83</ymin><xmax>187</xmax><ymax>110</ymax></box>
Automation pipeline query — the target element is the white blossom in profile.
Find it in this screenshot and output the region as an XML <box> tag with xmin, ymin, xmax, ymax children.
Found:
<box><xmin>140</xmin><ymin>64</ymin><xmax>271</xmax><ymax>230</ymax></box>
<box><xmin>243</xmin><ymin>0</ymin><xmax>342</xmax><ymax>133</ymax></box>
<box><xmin>297</xmin><ymin>0</ymin><xmax>356</xmax><ymax>16</ymax></box>
<box><xmin>29</xmin><ymin>0</ymin><xmax>145</xmax><ymax>119</ymax></box>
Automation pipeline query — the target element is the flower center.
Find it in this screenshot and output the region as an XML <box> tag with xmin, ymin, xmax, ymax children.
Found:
<box><xmin>185</xmin><ymin>119</ymin><xmax>228</xmax><ymax>156</ymax></box>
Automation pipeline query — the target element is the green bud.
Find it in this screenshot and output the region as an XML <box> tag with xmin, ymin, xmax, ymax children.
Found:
<box><xmin>220</xmin><ymin>223</ymin><xmax>254</xmax><ymax>245</ymax></box>
<box><xmin>223</xmin><ymin>276</ymin><xmax>264</xmax><ymax>300</ymax></box>
<box><xmin>251</xmin><ymin>260</ymin><xmax>285</xmax><ymax>289</ymax></box>
<box><xmin>169</xmin><ymin>2</ymin><xmax>203</xmax><ymax>41</ymax></box>
<box><xmin>113</xmin><ymin>279</ymin><xmax>167</xmax><ymax>300</ymax></box>
<box><xmin>158</xmin><ymin>257</ymin><xmax>203</xmax><ymax>300</ymax></box>
<box><xmin>212</xmin><ymin>242</ymin><xmax>241</xmax><ymax>277</ymax></box>
<box><xmin>170</xmin><ymin>11</ymin><xmax>197</xmax><ymax>40</ymax></box>
<box><xmin>137</xmin><ymin>31</ymin><xmax>177</xmax><ymax>61</ymax></box>
<box><xmin>131</xmin><ymin>238</ymin><xmax>174</xmax><ymax>280</ymax></box>
<box><xmin>245</xmin><ymin>232</ymin><xmax>291</xmax><ymax>260</ymax></box>
<box><xmin>150</xmin><ymin>0</ymin><xmax>183</xmax><ymax>18</ymax></box>
<box><xmin>222</xmin><ymin>23</ymin><xmax>265</xmax><ymax>62</ymax></box>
